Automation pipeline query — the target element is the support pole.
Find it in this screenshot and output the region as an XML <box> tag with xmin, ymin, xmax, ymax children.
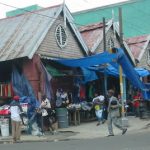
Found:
<box><xmin>103</xmin><ymin>17</ymin><xmax>107</xmax><ymax>96</ymax></box>
<box><xmin>119</xmin><ymin>65</ymin><xmax>125</xmax><ymax>117</ymax></box>
<box><xmin>119</xmin><ymin>7</ymin><xmax>125</xmax><ymax>118</ymax></box>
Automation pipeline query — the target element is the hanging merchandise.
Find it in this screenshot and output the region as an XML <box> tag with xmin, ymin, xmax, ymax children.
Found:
<box><xmin>79</xmin><ymin>84</ymin><xmax>86</xmax><ymax>101</ymax></box>
<box><xmin>56</xmin><ymin>89</ymin><xmax>69</xmax><ymax>107</ymax></box>
<box><xmin>72</xmin><ymin>83</ymin><xmax>80</xmax><ymax>104</ymax></box>
<box><xmin>88</xmin><ymin>83</ymin><xmax>95</xmax><ymax>100</ymax></box>
<box><xmin>0</xmin><ymin>83</ymin><xmax>14</xmax><ymax>97</ymax></box>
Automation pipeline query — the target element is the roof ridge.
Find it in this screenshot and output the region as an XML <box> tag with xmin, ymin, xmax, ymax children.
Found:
<box><xmin>126</xmin><ymin>34</ymin><xmax>149</xmax><ymax>44</ymax></box>
<box><xmin>79</xmin><ymin>22</ymin><xmax>107</xmax><ymax>32</ymax></box>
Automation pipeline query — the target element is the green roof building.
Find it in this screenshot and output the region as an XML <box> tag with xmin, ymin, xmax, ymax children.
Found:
<box><xmin>6</xmin><ymin>4</ymin><xmax>42</xmax><ymax>17</ymax></box>
<box><xmin>73</xmin><ymin>0</ymin><xmax>150</xmax><ymax>37</ymax></box>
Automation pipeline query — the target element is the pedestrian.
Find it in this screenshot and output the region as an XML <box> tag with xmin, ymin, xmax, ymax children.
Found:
<box><xmin>9</xmin><ymin>95</ymin><xmax>24</xmax><ymax>143</ymax></box>
<box><xmin>107</xmin><ymin>89</ymin><xmax>127</xmax><ymax>136</ymax></box>
<box><xmin>40</xmin><ymin>95</ymin><xmax>51</xmax><ymax>131</ymax></box>
<box><xmin>93</xmin><ymin>93</ymin><xmax>105</xmax><ymax>126</ymax></box>
<box><xmin>132</xmin><ymin>92</ymin><xmax>140</xmax><ymax>117</ymax></box>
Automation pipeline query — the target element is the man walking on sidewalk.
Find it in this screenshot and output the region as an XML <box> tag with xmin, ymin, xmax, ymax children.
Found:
<box><xmin>107</xmin><ymin>89</ymin><xmax>127</xmax><ymax>136</ymax></box>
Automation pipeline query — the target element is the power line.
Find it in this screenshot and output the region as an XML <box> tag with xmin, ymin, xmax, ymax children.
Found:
<box><xmin>0</xmin><ymin>1</ymin><xmax>148</xmax><ymax>37</ymax></box>
<box><xmin>0</xmin><ymin>1</ymin><xmax>95</xmax><ymax>44</ymax></box>
<box><xmin>0</xmin><ymin>2</ymin><xmax>86</xmax><ymax>27</ymax></box>
<box><xmin>0</xmin><ymin>1</ymin><xmax>148</xmax><ymax>53</ymax></box>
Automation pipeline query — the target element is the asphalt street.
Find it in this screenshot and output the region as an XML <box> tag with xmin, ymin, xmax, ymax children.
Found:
<box><xmin>0</xmin><ymin>130</ymin><xmax>150</xmax><ymax>150</ymax></box>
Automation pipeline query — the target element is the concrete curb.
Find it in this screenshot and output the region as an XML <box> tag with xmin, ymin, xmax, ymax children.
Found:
<box><xmin>0</xmin><ymin>117</ymin><xmax>150</xmax><ymax>144</ymax></box>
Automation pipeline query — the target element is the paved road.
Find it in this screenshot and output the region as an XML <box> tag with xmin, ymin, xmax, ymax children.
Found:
<box><xmin>1</xmin><ymin>131</ymin><xmax>150</xmax><ymax>150</ymax></box>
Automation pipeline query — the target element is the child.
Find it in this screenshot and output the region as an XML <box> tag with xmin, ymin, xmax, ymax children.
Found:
<box><xmin>93</xmin><ymin>93</ymin><xmax>105</xmax><ymax>126</ymax></box>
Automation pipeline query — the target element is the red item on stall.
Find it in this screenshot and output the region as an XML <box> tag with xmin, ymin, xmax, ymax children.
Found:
<box><xmin>0</xmin><ymin>109</ymin><xmax>10</xmax><ymax>115</ymax></box>
<box><xmin>133</xmin><ymin>96</ymin><xmax>140</xmax><ymax>108</ymax></box>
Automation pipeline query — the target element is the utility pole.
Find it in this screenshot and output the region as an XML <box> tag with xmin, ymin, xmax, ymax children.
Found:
<box><xmin>103</xmin><ymin>17</ymin><xmax>106</xmax><ymax>51</ymax></box>
<box><xmin>103</xmin><ymin>17</ymin><xmax>107</xmax><ymax>96</ymax></box>
<box><xmin>119</xmin><ymin>7</ymin><xmax>125</xmax><ymax>118</ymax></box>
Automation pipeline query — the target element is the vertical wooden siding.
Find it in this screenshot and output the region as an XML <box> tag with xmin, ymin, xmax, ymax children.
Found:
<box><xmin>37</xmin><ymin>15</ymin><xmax>85</xmax><ymax>58</ymax></box>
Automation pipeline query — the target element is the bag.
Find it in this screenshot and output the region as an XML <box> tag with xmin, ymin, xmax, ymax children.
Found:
<box><xmin>95</xmin><ymin>105</ymin><xmax>100</xmax><ymax>111</ymax></box>
<box><xmin>42</xmin><ymin>109</ymin><xmax>48</xmax><ymax>116</ymax></box>
<box><xmin>109</xmin><ymin>97</ymin><xmax>120</xmax><ymax>110</ymax></box>
<box><xmin>95</xmin><ymin>109</ymin><xmax>103</xmax><ymax>119</ymax></box>
<box><xmin>110</xmin><ymin>96</ymin><xmax>118</xmax><ymax>105</ymax></box>
<box><xmin>110</xmin><ymin>100</ymin><xmax>117</xmax><ymax>105</ymax></box>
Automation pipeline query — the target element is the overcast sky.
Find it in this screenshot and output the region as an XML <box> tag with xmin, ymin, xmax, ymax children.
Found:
<box><xmin>0</xmin><ymin>0</ymin><xmax>128</xmax><ymax>18</ymax></box>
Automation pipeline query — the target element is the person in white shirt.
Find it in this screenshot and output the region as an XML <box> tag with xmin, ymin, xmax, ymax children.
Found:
<box><xmin>40</xmin><ymin>95</ymin><xmax>51</xmax><ymax>131</ymax></box>
<box><xmin>9</xmin><ymin>96</ymin><xmax>24</xmax><ymax>143</ymax></box>
<box><xmin>93</xmin><ymin>93</ymin><xmax>105</xmax><ymax>126</ymax></box>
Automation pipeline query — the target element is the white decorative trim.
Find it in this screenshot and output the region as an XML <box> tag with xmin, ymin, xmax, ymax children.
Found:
<box><xmin>91</xmin><ymin>19</ymin><xmax>113</xmax><ymax>53</ymax></box>
<box><xmin>138</xmin><ymin>35</ymin><xmax>150</xmax><ymax>61</ymax></box>
<box><xmin>65</xmin><ymin>6</ymin><xmax>89</xmax><ymax>55</ymax></box>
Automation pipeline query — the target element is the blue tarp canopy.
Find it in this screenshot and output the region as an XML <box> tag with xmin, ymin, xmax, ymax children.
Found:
<box><xmin>81</xmin><ymin>67</ymin><xmax>98</xmax><ymax>83</ymax></box>
<box><xmin>90</xmin><ymin>65</ymin><xmax>150</xmax><ymax>78</ymax></box>
<box><xmin>135</xmin><ymin>68</ymin><xmax>150</xmax><ymax>77</ymax></box>
<box><xmin>55</xmin><ymin>48</ymin><xmax>150</xmax><ymax>100</ymax></box>
<box><xmin>89</xmin><ymin>65</ymin><xmax>121</xmax><ymax>77</ymax></box>
<box><xmin>56</xmin><ymin>52</ymin><xmax>117</xmax><ymax>67</ymax></box>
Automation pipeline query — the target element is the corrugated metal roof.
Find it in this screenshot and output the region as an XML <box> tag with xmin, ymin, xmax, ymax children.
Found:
<box><xmin>0</xmin><ymin>5</ymin><xmax>61</xmax><ymax>62</ymax></box>
<box><xmin>80</xmin><ymin>20</ymin><xmax>136</xmax><ymax>65</ymax></box>
<box><xmin>0</xmin><ymin>4</ymin><xmax>89</xmax><ymax>62</ymax></box>
<box><xmin>126</xmin><ymin>35</ymin><xmax>149</xmax><ymax>59</ymax></box>
<box><xmin>80</xmin><ymin>22</ymin><xmax>105</xmax><ymax>50</ymax></box>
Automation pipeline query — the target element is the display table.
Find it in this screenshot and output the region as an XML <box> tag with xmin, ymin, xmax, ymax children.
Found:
<box><xmin>80</xmin><ymin>108</ymin><xmax>96</xmax><ymax>122</ymax></box>
<box><xmin>68</xmin><ymin>109</ymin><xmax>80</xmax><ymax>126</ymax></box>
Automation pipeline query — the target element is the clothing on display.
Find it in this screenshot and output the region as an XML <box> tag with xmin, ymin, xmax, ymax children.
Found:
<box><xmin>56</xmin><ymin>89</ymin><xmax>69</xmax><ymax>107</ymax></box>
<box><xmin>79</xmin><ymin>85</ymin><xmax>86</xmax><ymax>100</ymax></box>
<box><xmin>0</xmin><ymin>83</ymin><xmax>14</xmax><ymax>97</ymax></box>
<box><xmin>88</xmin><ymin>84</ymin><xmax>95</xmax><ymax>100</ymax></box>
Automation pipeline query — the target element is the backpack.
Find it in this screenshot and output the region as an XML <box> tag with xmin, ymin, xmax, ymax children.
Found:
<box><xmin>110</xmin><ymin>97</ymin><xmax>118</xmax><ymax>107</ymax></box>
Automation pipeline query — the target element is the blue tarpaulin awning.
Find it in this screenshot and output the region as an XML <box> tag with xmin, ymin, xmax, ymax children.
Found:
<box><xmin>135</xmin><ymin>68</ymin><xmax>150</xmax><ymax>77</ymax></box>
<box><xmin>56</xmin><ymin>52</ymin><xmax>117</xmax><ymax>67</ymax></box>
<box><xmin>54</xmin><ymin>48</ymin><xmax>150</xmax><ymax>100</ymax></box>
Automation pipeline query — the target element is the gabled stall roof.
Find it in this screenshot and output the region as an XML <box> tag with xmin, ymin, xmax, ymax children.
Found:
<box><xmin>126</xmin><ymin>35</ymin><xmax>150</xmax><ymax>61</ymax></box>
<box><xmin>79</xmin><ymin>20</ymin><xmax>136</xmax><ymax>65</ymax></box>
<box><xmin>80</xmin><ymin>20</ymin><xmax>112</xmax><ymax>52</ymax></box>
<box><xmin>0</xmin><ymin>4</ymin><xmax>88</xmax><ymax>62</ymax></box>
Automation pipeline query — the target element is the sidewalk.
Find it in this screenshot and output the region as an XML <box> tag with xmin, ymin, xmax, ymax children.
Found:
<box><xmin>0</xmin><ymin>116</ymin><xmax>150</xmax><ymax>143</ymax></box>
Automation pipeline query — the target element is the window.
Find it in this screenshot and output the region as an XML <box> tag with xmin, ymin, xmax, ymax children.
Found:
<box><xmin>108</xmin><ymin>38</ymin><xmax>114</xmax><ymax>49</ymax></box>
<box><xmin>55</xmin><ymin>24</ymin><xmax>67</xmax><ymax>48</ymax></box>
